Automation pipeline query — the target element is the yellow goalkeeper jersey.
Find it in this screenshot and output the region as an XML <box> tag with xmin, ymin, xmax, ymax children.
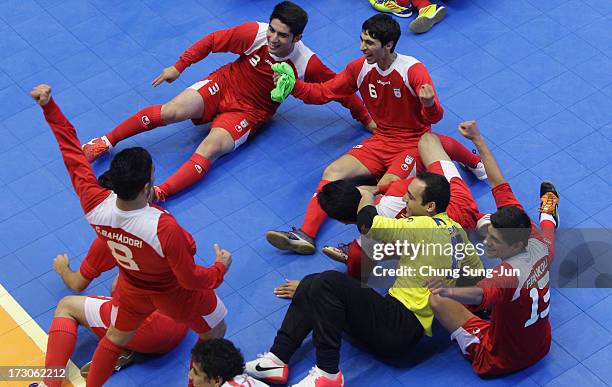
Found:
<box><xmin>365</xmin><ymin>212</ymin><xmax>484</xmax><ymax>336</ymax></box>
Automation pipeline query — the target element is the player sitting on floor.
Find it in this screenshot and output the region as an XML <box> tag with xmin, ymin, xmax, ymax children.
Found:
<box><xmin>82</xmin><ymin>1</ymin><xmax>373</xmax><ymax>202</ymax></box>
<box><xmin>246</xmin><ymin>133</ymin><xmax>484</xmax><ymax>387</ymax></box>
<box><xmin>427</xmin><ymin>120</ymin><xmax>559</xmax><ymax>376</ymax></box>
<box><xmin>266</xmin><ymin>14</ymin><xmax>485</xmax><ymax>256</ymax></box>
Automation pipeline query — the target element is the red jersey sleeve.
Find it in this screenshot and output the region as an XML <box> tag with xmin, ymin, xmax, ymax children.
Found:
<box><xmin>303</xmin><ymin>55</ymin><xmax>371</xmax><ymax>127</ymax></box>
<box><xmin>407</xmin><ymin>62</ymin><xmax>443</xmax><ymax>124</ymax></box>
<box><xmin>292</xmin><ymin>60</ymin><xmax>360</xmax><ymax>106</ymax></box>
<box><xmin>42</xmin><ymin>98</ymin><xmax>111</xmax><ymax>214</ymax></box>
<box><xmin>491</xmin><ymin>182</ymin><xmax>524</xmax><ymax>211</ymax></box>
<box><xmin>79</xmin><ymin>237</ymin><xmax>116</xmax><ymax>281</ymax></box>
<box><xmin>475</xmin><ymin>262</ymin><xmax>519</xmax><ymax>309</ymax></box>
<box><xmin>158</xmin><ymin>214</ymin><xmax>225</xmax><ymax>290</ymax></box>
<box><xmin>491</xmin><ymin>181</ymin><xmax>543</xmax><ymax>236</ymax></box>
<box><xmin>174</xmin><ymin>22</ymin><xmax>260</xmax><ymax>73</ymax></box>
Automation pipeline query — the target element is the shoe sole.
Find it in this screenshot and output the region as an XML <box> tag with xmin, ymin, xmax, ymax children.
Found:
<box><xmin>539</xmin><ymin>181</ymin><xmax>560</xmax><ymax>227</ymax></box>
<box><xmin>321</xmin><ymin>247</ymin><xmax>348</xmax><ymax>264</ymax></box>
<box><xmin>392</xmin><ymin>10</ymin><xmax>413</xmax><ymax>18</ymax></box>
<box><xmin>410</xmin><ymin>6</ymin><xmax>447</xmax><ymax>33</ymax></box>
<box><xmin>266</xmin><ymin>231</ymin><xmax>315</xmax><ymax>255</ymax></box>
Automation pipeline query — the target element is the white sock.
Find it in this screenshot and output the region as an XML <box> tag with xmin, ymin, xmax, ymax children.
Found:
<box><xmin>540</xmin><ymin>213</ymin><xmax>556</xmax><ymax>226</ymax></box>
<box><xmin>267</xmin><ymin>352</ymin><xmax>284</xmax><ymax>365</ymax></box>
<box><xmin>315</xmin><ymin>366</ymin><xmax>339</xmax><ymax>379</ymax></box>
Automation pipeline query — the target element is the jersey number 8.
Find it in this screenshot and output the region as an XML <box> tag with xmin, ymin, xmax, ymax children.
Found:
<box><xmin>107</xmin><ymin>240</ymin><xmax>141</xmax><ymax>271</ymax></box>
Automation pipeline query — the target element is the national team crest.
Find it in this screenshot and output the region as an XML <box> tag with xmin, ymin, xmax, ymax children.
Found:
<box><xmin>394</xmin><ymin>88</ymin><xmax>401</xmax><ymax>98</ymax></box>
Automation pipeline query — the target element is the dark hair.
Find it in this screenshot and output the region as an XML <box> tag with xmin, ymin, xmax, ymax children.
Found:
<box><xmin>98</xmin><ymin>170</ymin><xmax>113</xmax><ymax>190</ymax></box>
<box><xmin>416</xmin><ymin>172</ymin><xmax>450</xmax><ymax>213</ymax></box>
<box><xmin>490</xmin><ymin>206</ymin><xmax>532</xmax><ymax>247</ymax></box>
<box><xmin>107</xmin><ymin>147</ymin><xmax>152</xmax><ymax>201</ymax></box>
<box><xmin>317</xmin><ymin>180</ymin><xmax>361</xmax><ymax>223</ymax></box>
<box><xmin>270</xmin><ymin>1</ymin><xmax>308</xmax><ymax>35</ymax></box>
<box><xmin>191</xmin><ymin>339</ymin><xmax>245</xmax><ymax>383</ymax></box>
<box><xmin>362</xmin><ymin>14</ymin><xmax>401</xmax><ymax>52</ymax></box>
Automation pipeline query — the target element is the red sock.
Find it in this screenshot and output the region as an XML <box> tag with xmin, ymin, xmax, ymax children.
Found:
<box><xmin>346</xmin><ymin>240</ymin><xmax>363</xmax><ymax>280</ymax></box>
<box><xmin>396</xmin><ymin>0</ymin><xmax>410</xmax><ymax>6</ymax></box>
<box><xmin>158</xmin><ymin>154</ymin><xmax>211</xmax><ymax>198</ymax></box>
<box><xmin>411</xmin><ymin>0</ymin><xmax>432</xmax><ymax>10</ymax></box>
<box><xmin>44</xmin><ymin>317</ymin><xmax>78</xmax><ymax>387</ymax></box>
<box><xmin>436</xmin><ymin>134</ymin><xmax>481</xmax><ymax>168</ymax></box>
<box><xmin>301</xmin><ymin>180</ymin><xmax>330</xmax><ymax>238</ymax></box>
<box><xmin>540</xmin><ymin>218</ymin><xmax>556</xmax><ymax>259</ymax></box>
<box><xmin>106</xmin><ymin>105</ymin><xmax>164</xmax><ymax>146</ymax></box>
<box><xmin>86</xmin><ymin>336</ymin><xmax>123</xmax><ymax>386</ymax></box>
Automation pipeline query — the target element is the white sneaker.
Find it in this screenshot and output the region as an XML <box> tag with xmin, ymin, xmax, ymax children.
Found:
<box><xmin>291</xmin><ymin>366</ymin><xmax>344</xmax><ymax>387</ymax></box>
<box><xmin>245</xmin><ymin>352</ymin><xmax>289</xmax><ymax>384</ymax></box>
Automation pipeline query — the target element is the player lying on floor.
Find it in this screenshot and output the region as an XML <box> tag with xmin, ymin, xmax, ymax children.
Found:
<box><xmin>82</xmin><ymin>1</ymin><xmax>373</xmax><ymax>202</ymax></box>
<box><xmin>427</xmin><ymin>120</ymin><xmax>559</xmax><ymax>376</ymax></box>
<box><xmin>246</xmin><ymin>133</ymin><xmax>484</xmax><ymax>387</ymax></box>
<box><xmin>266</xmin><ymin>14</ymin><xmax>486</xmax><ymax>256</ymax></box>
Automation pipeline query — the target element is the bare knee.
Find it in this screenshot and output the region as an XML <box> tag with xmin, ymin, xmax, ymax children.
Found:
<box><xmin>54</xmin><ymin>296</ymin><xmax>79</xmax><ymax>318</ymax></box>
<box><xmin>160</xmin><ymin>103</ymin><xmax>186</xmax><ymax>124</ymax></box>
<box><xmin>196</xmin><ymin>129</ymin><xmax>234</xmax><ymax>161</ymax></box>
<box><xmin>378</xmin><ymin>173</ymin><xmax>400</xmax><ymax>186</ymax></box>
<box><xmin>322</xmin><ymin>161</ymin><xmax>348</xmax><ymax>181</ymax></box>
<box><xmin>418</xmin><ymin>132</ymin><xmax>440</xmax><ymax>154</ymax></box>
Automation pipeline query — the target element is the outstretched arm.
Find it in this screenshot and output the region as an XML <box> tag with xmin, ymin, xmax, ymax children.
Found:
<box><xmin>457</xmin><ymin>121</ymin><xmax>505</xmax><ymax>189</ymax></box>
<box><xmin>292</xmin><ymin>64</ymin><xmax>360</xmax><ymax>107</ymax></box>
<box><xmin>32</xmin><ymin>85</ymin><xmax>110</xmax><ymax>214</ymax></box>
<box><xmin>304</xmin><ymin>56</ymin><xmax>373</xmax><ymax>129</ymax></box>
<box><xmin>153</xmin><ymin>22</ymin><xmax>260</xmax><ymax>86</ymax></box>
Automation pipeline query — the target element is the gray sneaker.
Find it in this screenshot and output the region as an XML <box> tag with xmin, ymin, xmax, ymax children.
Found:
<box><xmin>266</xmin><ymin>227</ymin><xmax>316</xmax><ymax>255</ymax></box>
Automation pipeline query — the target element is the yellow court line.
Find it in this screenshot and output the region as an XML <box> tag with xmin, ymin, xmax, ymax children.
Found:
<box><xmin>0</xmin><ymin>284</ymin><xmax>85</xmax><ymax>387</ymax></box>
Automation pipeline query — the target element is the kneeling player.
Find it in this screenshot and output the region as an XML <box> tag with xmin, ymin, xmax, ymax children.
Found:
<box><xmin>427</xmin><ymin>121</ymin><xmax>559</xmax><ymax>376</ymax></box>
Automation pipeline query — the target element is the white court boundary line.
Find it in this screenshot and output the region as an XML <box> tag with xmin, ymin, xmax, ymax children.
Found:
<box><xmin>0</xmin><ymin>283</ymin><xmax>85</xmax><ymax>386</ymax></box>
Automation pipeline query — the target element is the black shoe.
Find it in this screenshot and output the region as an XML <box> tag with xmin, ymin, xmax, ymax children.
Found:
<box><xmin>539</xmin><ymin>181</ymin><xmax>559</xmax><ymax>228</ymax></box>
<box><xmin>266</xmin><ymin>227</ymin><xmax>316</xmax><ymax>255</ymax></box>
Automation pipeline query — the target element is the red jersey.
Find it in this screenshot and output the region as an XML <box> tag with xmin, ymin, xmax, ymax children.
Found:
<box><xmin>292</xmin><ymin>55</ymin><xmax>444</xmax><ymax>140</ymax></box>
<box><xmin>473</xmin><ymin>183</ymin><xmax>552</xmax><ymax>374</ymax></box>
<box><xmin>173</xmin><ymin>22</ymin><xmax>371</xmax><ymax>126</ymax></box>
<box><xmin>42</xmin><ymin>99</ymin><xmax>226</xmax><ymax>296</ymax></box>
<box><xmin>79</xmin><ymin>237</ymin><xmax>189</xmax><ymax>354</ymax></box>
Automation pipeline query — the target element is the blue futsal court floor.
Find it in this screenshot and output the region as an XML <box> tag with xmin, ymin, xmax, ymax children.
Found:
<box><xmin>1</xmin><ymin>0</ymin><xmax>612</xmax><ymax>385</ymax></box>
